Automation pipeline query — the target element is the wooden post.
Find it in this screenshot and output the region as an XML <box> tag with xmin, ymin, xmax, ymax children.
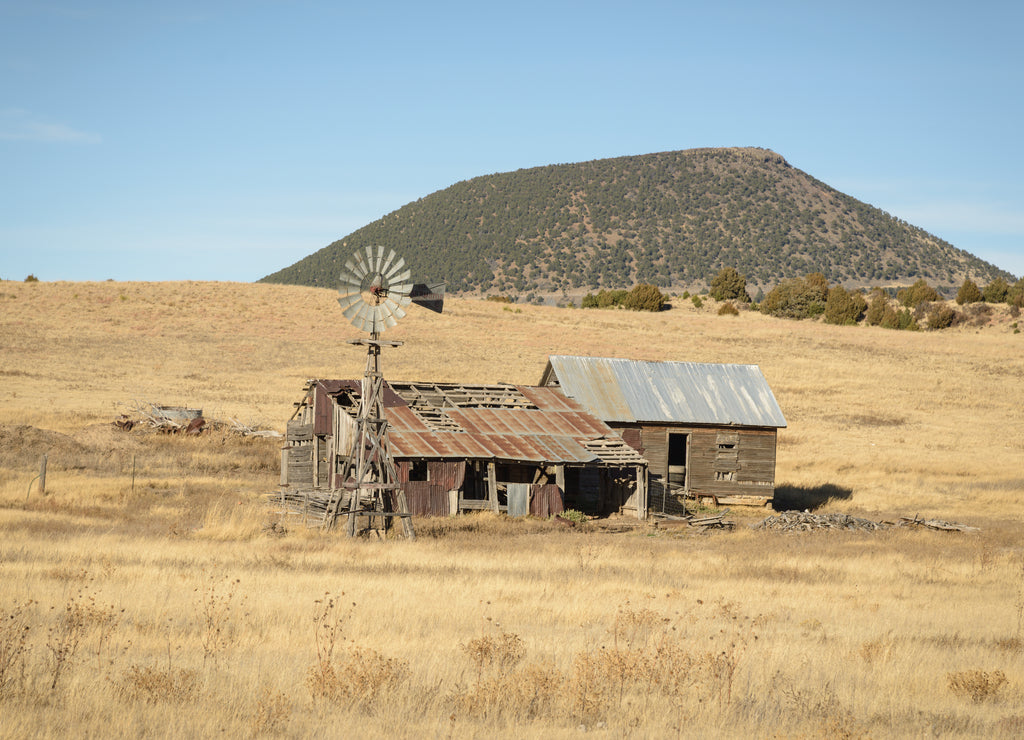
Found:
<box><xmin>487</xmin><ymin>462</ymin><xmax>498</xmax><ymax>512</ymax></box>
<box><xmin>636</xmin><ymin>465</ymin><xmax>647</xmax><ymax>520</ymax></box>
<box><xmin>39</xmin><ymin>454</ymin><xmax>47</xmax><ymax>495</ymax></box>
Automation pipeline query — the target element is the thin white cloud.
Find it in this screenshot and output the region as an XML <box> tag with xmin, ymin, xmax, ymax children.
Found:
<box><xmin>0</xmin><ymin>108</ymin><xmax>100</xmax><ymax>143</ymax></box>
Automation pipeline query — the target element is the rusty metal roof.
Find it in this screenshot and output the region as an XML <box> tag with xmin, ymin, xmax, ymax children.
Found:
<box><xmin>540</xmin><ymin>356</ymin><xmax>787</xmax><ymax>428</ymax></box>
<box><xmin>321</xmin><ymin>380</ymin><xmax>646</xmax><ymax>466</ymax></box>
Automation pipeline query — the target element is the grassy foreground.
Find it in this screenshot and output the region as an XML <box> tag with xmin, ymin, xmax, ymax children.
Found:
<box><xmin>1</xmin><ymin>279</ymin><xmax>1023</xmax><ymax>738</ymax></box>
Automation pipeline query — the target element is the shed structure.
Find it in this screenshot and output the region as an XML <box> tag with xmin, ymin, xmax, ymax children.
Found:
<box><xmin>280</xmin><ymin>379</ymin><xmax>649</xmax><ymax>522</ymax></box>
<box><xmin>539</xmin><ymin>356</ymin><xmax>787</xmax><ymax>510</ymax></box>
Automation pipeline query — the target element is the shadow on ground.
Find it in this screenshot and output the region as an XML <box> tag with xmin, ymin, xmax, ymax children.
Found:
<box><xmin>773</xmin><ymin>483</ymin><xmax>853</xmax><ymax>512</ymax></box>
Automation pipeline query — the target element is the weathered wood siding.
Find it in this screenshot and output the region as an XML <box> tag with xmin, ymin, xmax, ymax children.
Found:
<box><xmin>284</xmin><ymin>446</ymin><xmax>313</xmax><ymax>487</ymax></box>
<box><xmin>622</xmin><ymin>423</ymin><xmax>777</xmax><ymax>502</ymax></box>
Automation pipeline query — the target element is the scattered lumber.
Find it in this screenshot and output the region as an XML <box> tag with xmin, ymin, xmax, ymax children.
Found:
<box><xmin>268</xmin><ymin>489</ymin><xmax>336</xmax><ymax>522</ymax></box>
<box><xmin>897</xmin><ymin>514</ymin><xmax>980</xmax><ymax>533</ymax></box>
<box><xmin>687</xmin><ymin>509</ymin><xmax>735</xmax><ymax>530</ymax></box>
<box><xmin>228</xmin><ymin>418</ymin><xmax>282</xmax><ymax>438</ymax></box>
<box><xmin>651</xmin><ymin>509</ymin><xmax>735</xmax><ymax>531</ymax></box>
<box><xmin>266</xmin><ymin>489</ymin><xmax>386</xmax><ymax>529</ymax></box>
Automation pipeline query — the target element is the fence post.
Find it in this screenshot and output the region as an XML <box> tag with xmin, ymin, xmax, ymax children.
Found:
<box><xmin>39</xmin><ymin>454</ymin><xmax>47</xmax><ymax>495</ymax></box>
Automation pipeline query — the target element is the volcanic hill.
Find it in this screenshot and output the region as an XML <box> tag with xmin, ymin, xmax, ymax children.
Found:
<box><xmin>261</xmin><ymin>147</ymin><xmax>1011</xmax><ymax>297</ymax></box>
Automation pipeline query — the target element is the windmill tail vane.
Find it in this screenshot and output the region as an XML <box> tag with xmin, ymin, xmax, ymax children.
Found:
<box><xmin>409</xmin><ymin>281</ymin><xmax>446</xmax><ymax>314</ymax></box>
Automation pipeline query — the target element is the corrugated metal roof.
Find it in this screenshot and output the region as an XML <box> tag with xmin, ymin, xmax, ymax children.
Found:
<box><xmin>543</xmin><ymin>356</ymin><xmax>787</xmax><ymax>428</ymax></box>
<box><xmin>320</xmin><ymin>381</ymin><xmax>646</xmax><ymax>465</ymax></box>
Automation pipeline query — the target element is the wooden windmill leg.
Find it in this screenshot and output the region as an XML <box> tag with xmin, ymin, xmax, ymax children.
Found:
<box><xmin>394</xmin><ymin>488</ymin><xmax>415</xmax><ymax>540</ymax></box>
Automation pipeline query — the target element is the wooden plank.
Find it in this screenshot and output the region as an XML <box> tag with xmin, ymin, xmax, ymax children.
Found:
<box><xmin>636</xmin><ymin>465</ymin><xmax>647</xmax><ymax>520</ymax></box>
<box><xmin>709</xmin><ymin>494</ymin><xmax>771</xmax><ymax>506</ymax></box>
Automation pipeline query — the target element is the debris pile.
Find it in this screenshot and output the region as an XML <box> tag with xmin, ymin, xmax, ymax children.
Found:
<box><xmin>756</xmin><ymin>510</ymin><xmax>978</xmax><ymax>533</ymax></box>
<box><xmin>756</xmin><ymin>511</ymin><xmax>887</xmax><ymax>532</ymax></box>
<box><xmin>114</xmin><ymin>402</ymin><xmax>205</xmax><ymax>434</ymax></box>
<box><xmin>113</xmin><ymin>401</ymin><xmax>281</xmax><ymax>438</ymax></box>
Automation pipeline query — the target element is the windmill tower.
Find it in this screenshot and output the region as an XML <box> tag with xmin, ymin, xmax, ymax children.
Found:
<box><xmin>323</xmin><ymin>246</ymin><xmax>444</xmax><ymax>538</ymax></box>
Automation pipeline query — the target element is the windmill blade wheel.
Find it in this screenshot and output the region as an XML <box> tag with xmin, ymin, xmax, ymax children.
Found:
<box><xmin>337</xmin><ymin>246</ymin><xmax>414</xmax><ymax>334</ymax></box>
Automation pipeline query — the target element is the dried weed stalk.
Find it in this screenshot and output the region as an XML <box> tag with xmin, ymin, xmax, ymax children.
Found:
<box><xmin>0</xmin><ymin>600</ymin><xmax>34</xmax><ymax>698</ymax></box>
<box><xmin>250</xmin><ymin>686</ymin><xmax>293</xmax><ymax>736</ymax></box>
<box><xmin>195</xmin><ymin>575</ymin><xmax>243</xmax><ymax>668</ymax></box>
<box><xmin>115</xmin><ymin>664</ymin><xmax>200</xmax><ymax>704</ymax></box>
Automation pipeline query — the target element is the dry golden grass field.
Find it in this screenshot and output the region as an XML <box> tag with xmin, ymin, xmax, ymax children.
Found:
<box><xmin>1</xmin><ymin>278</ymin><xmax>1023</xmax><ymax>738</ymax></box>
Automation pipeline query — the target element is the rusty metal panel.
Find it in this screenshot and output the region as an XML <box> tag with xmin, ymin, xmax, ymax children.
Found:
<box><xmin>520</xmin><ymin>385</ymin><xmax>572</xmax><ymax>411</ymax></box>
<box><xmin>530</xmin><ymin>483</ymin><xmax>564</xmax><ymax>517</ymax></box>
<box><xmin>313</xmin><ymin>383</ymin><xmax>335</xmax><ymax>436</ymax></box>
<box><xmin>545</xmin><ymin>356</ymin><xmax>787</xmax><ymax>428</ymax></box>
<box><xmin>428</xmin><ymin>461</ymin><xmax>466</xmax><ymax>491</ymax></box>
<box><xmin>556</xmin><ymin>410</ymin><xmax>608</xmax><ymax>438</ymax></box>
<box><xmin>404</xmin><ymin>482</ymin><xmax>449</xmax><ymax>516</ymax></box>
<box><xmin>386</xmin><ymin>405</ymin><xmax>432</xmax><ymax>432</ymax></box>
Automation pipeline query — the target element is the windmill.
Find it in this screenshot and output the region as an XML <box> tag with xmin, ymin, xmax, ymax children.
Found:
<box><xmin>323</xmin><ymin>246</ymin><xmax>444</xmax><ymax>538</ymax></box>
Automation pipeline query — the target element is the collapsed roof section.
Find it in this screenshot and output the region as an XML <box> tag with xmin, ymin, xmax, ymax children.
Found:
<box><xmin>312</xmin><ymin>379</ymin><xmax>646</xmax><ymax>467</ymax></box>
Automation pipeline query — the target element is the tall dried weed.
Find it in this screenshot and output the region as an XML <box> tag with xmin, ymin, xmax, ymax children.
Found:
<box><xmin>115</xmin><ymin>664</ymin><xmax>200</xmax><ymax>704</ymax></box>
<box><xmin>195</xmin><ymin>575</ymin><xmax>243</xmax><ymax>668</ymax></box>
<box><xmin>947</xmin><ymin>669</ymin><xmax>1008</xmax><ymax>703</ymax></box>
<box><xmin>250</xmin><ymin>686</ymin><xmax>292</xmax><ymax>736</ymax></box>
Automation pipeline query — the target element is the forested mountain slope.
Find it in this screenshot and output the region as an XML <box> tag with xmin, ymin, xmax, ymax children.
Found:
<box><xmin>261</xmin><ymin>147</ymin><xmax>1012</xmax><ymax>296</ymax></box>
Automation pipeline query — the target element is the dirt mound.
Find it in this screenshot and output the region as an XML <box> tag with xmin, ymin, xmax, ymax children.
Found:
<box><xmin>0</xmin><ymin>424</ymin><xmax>91</xmax><ymax>471</ymax></box>
<box><xmin>71</xmin><ymin>423</ymin><xmax>143</xmax><ymax>455</ymax></box>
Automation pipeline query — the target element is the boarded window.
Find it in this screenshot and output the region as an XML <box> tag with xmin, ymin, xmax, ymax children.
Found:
<box><xmin>714</xmin><ymin>432</ymin><xmax>740</xmax><ymax>473</ymax></box>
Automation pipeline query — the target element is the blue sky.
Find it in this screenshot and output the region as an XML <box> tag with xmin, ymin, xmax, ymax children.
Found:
<box><xmin>2</xmin><ymin>1</ymin><xmax>1022</xmax><ymax>282</ymax></box>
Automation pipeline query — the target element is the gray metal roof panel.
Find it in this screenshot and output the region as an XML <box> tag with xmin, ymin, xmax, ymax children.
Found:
<box><xmin>545</xmin><ymin>356</ymin><xmax>787</xmax><ymax>428</ymax></box>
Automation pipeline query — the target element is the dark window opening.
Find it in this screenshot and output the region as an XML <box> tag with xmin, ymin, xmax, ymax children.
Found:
<box><xmin>495</xmin><ymin>464</ymin><xmax>535</xmax><ymax>484</ymax></box>
<box><xmin>409</xmin><ymin>460</ymin><xmax>428</xmax><ymax>481</ymax></box>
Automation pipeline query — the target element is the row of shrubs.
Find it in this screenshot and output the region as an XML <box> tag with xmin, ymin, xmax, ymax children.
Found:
<box><xmin>580</xmin><ymin>284</ymin><xmax>667</xmax><ymax>312</ymax></box>
<box><xmin>506</xmin><ymin>269</ymin><xmax>1022</xmax><ymax>329</ymax></box>
<box><xmin>706</xmin><ymin>268</ymin><xmax>1023</xmax><ymax>331</ymax></box>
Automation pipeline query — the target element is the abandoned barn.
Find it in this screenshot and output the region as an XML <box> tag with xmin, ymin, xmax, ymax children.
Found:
<box><xmin>280</xmin><ymin>378</ymin><xmax>649</xmax><ymax>521</ymax></box>
<box><xmin>539</xmin><ymin>356</ymin><xmax>787</xmax><ymax>510</ymax></box>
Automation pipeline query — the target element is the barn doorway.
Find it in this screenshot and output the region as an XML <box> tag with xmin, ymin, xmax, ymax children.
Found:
<box><xmin>667</xmin><ymin>432</ymin><xmax>689</xmax><ymax>491</ymax></box>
